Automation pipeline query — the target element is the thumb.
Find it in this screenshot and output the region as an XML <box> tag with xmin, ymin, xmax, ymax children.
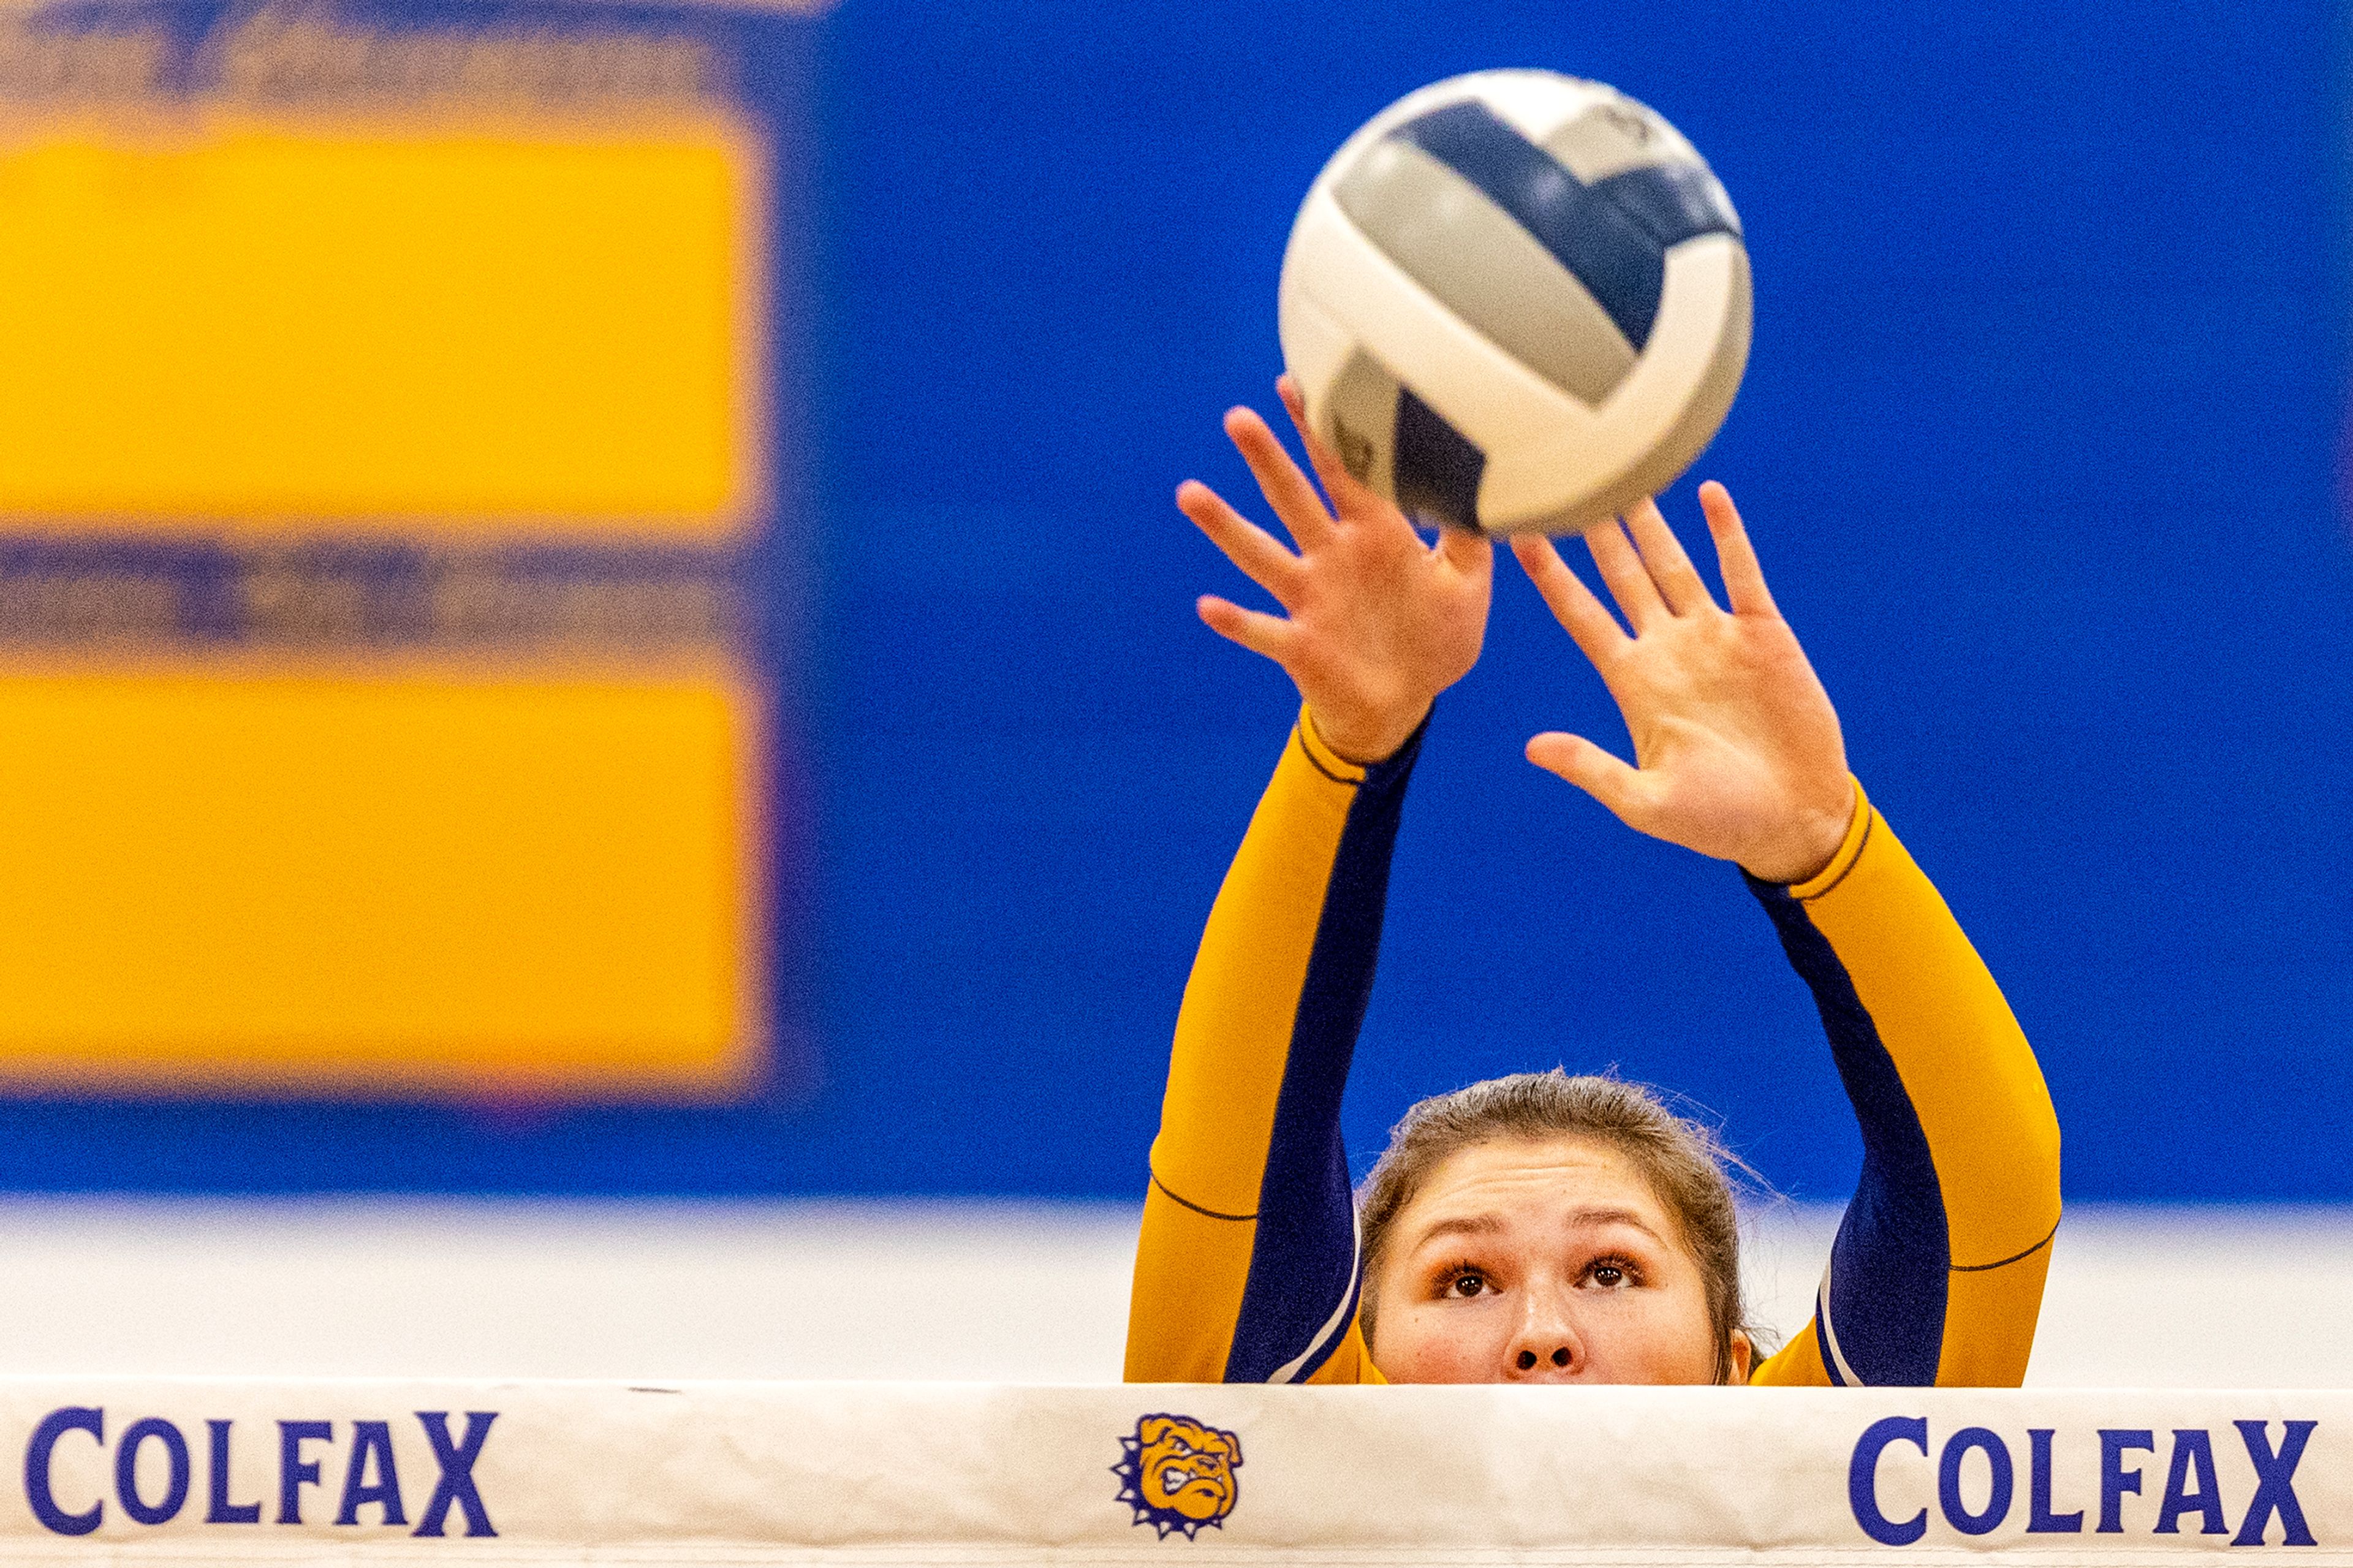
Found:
<box><xmin>1435</xmin><ymin>522</ymin><xmax>1493</xmax><ymax>578</ymax></box>
<box><xmin>1526</xmin><ymin>732</ymin><xmax>1653</xmax><ymax>827</ymax></box>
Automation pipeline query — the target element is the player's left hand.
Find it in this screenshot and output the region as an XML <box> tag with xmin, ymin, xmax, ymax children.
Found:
<box><xmin>1511</xmin><ymin>483</ymin><xmax>1855</xmax><ymax>884</ymax></box>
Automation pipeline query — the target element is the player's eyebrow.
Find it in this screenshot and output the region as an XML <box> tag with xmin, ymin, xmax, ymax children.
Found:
<box><xmin>1561</xmin><ymin>1206</ymin><xmax>1668</xmax><ymax>1243</ymax></box>
<box><xmin>1409</xmin><ymin>1206</ymin><xmax>1669</xmax><ymax>1251</ymax></box>
<box><xmin>1408</xmin><ymin>1212</ymin><xmax>1504</xmax><ymax>1247</ymax></box>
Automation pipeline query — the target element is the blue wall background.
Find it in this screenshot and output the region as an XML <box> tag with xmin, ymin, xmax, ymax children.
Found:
<box><xmin>11</xmin><ymin>0</ymin><xmax>2349</xmax><ymax>1203</ymax></box>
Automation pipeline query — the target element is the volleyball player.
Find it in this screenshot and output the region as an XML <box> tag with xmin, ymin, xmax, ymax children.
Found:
<box><xmin>1124</xmin><ymin>379</ymin><xmax>2060</xmax><ymax>1386</ymax></box>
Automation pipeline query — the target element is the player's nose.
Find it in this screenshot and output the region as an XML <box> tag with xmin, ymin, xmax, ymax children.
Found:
<box><xmin>1502</xmin><ymin>1292</ymin><xmax>1586</xmax><ymax>1382</ymax></box>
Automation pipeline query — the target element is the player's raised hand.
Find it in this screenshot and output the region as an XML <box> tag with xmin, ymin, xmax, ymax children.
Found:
<box><xmin>1178</xmin><ymin>376</ymin><xmax>1493</xmax><ymax>764</ymax></box>
<box><xmin>1512</xmin><ymin>483</ymin><xmax>1855</xmax><ymax>884</ymax></box>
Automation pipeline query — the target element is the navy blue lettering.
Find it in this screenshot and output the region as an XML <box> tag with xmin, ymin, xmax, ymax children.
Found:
<box><xmin>277</xmin><ymin>1420</ymin><xmax>332</xmax><ymax>1524</ymax></box>
<box><xmin>412</xmin><ymin>1411</ymin><xmax>497</xmax><ymax>1539</ymax></box>
<box><xmin>25</xmin><ymin>1406</ymin><xmax>104</xmax><ymax>1537</ymax></box>
<box><xmin>114</xmin><ymin>1418</ymin><xmax>189</xmax><ymax>1526</ymax></box>
<box><xmin>2097</xmin><ymin>1430</ymin><xmax>2153</xmax><ymax>1533</ymax></box>
<box><xmin>2231</xmin><ymin>1419</ymin><xmax>2317</xmax><ymax>1547</ymax></box>
<box><xmin>205</xmin><ymin>1420</ymin><xmax>260</xmax><ymax>1524</ymax></box>
<box><xmin>335</xmin><ymin>1420</ymin><xmax>407</xmax><ymax>1527</ymax></box>
<box><xmin>1937</xmin><ymin>1426</ymin><xmax>2013</xmax><ymax>1536</ymax></box>
<box><xmin>2154</xmin><ymin>1428</ymin><xmax>2226</xmax><ymax>1536</ymax></box>
<box><xmin>1848</xmin><ymin>1416</ymin><xmax>1928</xmax><ymax>1546</ymax></box>
<box><xmin>2027</xmin><ymin>1429</ymin><xmax>2083</xmax><ymax>1532</ymax></box>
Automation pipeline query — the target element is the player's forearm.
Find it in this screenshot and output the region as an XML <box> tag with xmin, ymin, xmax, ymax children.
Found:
<box><xmin>1125</xmin><ymin>711</ymin><xmax>1421</xmax><ymax>1382</ymax></box>
<box><xmin>1790</xmin><ymin>794</ymin><xmax>2061</xmax><ymax>1265</ymax></box>
<box><xmin>1748</xmin><ymin>784</ymin><xmax>2059</xmax><ymax>1386</ymax></box>
<box><xmin>1145</xmin><ymin>713</ymin><xmax>1422</xmax><ymax>1208</ymax></box>
<box><xmin>1148</xmin><ymin>716</ymin><xmax>1365</xmax><ymax>1215</ymax></box>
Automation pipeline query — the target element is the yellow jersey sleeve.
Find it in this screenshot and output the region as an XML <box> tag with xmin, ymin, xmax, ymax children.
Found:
<box><xmin>1746</xmin><ymin>781</ymin><xmax>2063</xmax><ymax>1388</ymax></box>
<box><xmin>1123</xmin><ymin>710</ymin><xmax>1419</xmax><ymax>1385</ymax></box>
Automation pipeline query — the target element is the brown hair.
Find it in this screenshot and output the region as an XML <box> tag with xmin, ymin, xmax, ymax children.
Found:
<box><xmin>1356</xmin><ymin>1070</ymin><xmax>1762</xmax><ymax>1384</ymax></box>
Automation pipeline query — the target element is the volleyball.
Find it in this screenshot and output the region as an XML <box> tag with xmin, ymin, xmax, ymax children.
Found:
<box><xmin>1278</xmin><ymin>70</ymin><xmax>1751</xmax><ymax>536</ymax></box>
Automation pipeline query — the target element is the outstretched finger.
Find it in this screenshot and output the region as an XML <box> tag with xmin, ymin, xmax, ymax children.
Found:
<box><xmin>1196</xmin><ymin>594</ymin><xmax>1298</xmax><ymax>665</ymax></box>
<box><xmin>1582</xmin><ymin>517</ymin><xmax>1669</xmax><ymax>632</ymax></box>
<box><xmin>1526</xmin><ymin>732</ymin><xmax>1658</xmax><ymax>832</ymax></box>
<box><xmin>1512</xmin><ymin>534</ymin><xmax>1626</xmax><ymax>665</ymax></box>
<box><xmin>1623</xmin><ymin>496</ymin><xmax>1717</xmax><ymax>616</ymax></box>
<box><xmin>1178</xmin><ymin>480</ymin><xmax>1305</xmax><ymax>608</ymax></box>
<box><xmin>1697</xmin><ymin>481</ymin><xmax>1778</xmax><ymax>617</ymax></box>
<box><xmin>1225</xmin><ymin>406</ymin><xmax>1334</xmax><ymax>551</ymax></box>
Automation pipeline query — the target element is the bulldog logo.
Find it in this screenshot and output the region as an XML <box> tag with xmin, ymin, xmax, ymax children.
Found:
<box><xmin>1112</xmin><ymin>1412</ymin><xmax>1242</xmax><ymax>1539</ymax></box>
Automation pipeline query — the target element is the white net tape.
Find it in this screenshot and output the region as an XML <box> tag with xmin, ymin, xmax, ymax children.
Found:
<box><xmin>0</xmin><ymin>1381</ymin><xmax>2340</xmax><ymax>1564</ymax></box>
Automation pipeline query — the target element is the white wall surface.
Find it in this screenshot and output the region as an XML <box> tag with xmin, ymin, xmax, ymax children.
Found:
<box><xmin>0</xmin><ymin>1199</ymin><xmax>2330</xmax><ymax>1387</ymax></box>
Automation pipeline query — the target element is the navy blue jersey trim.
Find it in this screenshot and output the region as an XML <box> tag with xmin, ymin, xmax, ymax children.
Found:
<box><xmin>1748</xmin><ymin>871</ymin><xmax>1950</xmax><ymax>1387</ymax></box>
<box><xmin>1278</xmin><ymin>1252</ymin><xmax>1364</xmax><ymax>1387</ymax></box>
<box><xmin>1151</xmin><ymin>1170</ymin><xmax>1255</xmax><ymax>1224</ymax></box>
<box><xmin>1224</xmin><ymin>717</ymin><xmax>1428</xmax><ymax>1383</ymax></box>
<box><xmin>1950</xmin><ymin>1218</ymin><xmax>2059</xmax><ymax>1273</ymax></box>
<box><xmin>1813</xmin><ymin>1305</ymin><xmax>1847</xmax><ymax>1387</ymax></box>
<box><xmin>1393</xmin><ymin>100</ymin><xmax>1665</xmax><ymax>349</ymax></box>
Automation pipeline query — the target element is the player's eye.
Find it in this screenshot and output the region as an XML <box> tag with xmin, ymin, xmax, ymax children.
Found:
<box><xmin>1446</xmin><ymin>1270</ymin><xmax>1489</xmax><ymax>1298</ymax></box>
<box><xmin>1583</xmin><ymin>1257</ymin><xmax>1640</xmax><ymax>1289</ymax></box>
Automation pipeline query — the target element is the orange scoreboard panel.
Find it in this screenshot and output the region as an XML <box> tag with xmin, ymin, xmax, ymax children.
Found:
<box><xmin>0</xmin><ymin>31</ymin><xmax>780</xmax><ymax>1100</ymax></box>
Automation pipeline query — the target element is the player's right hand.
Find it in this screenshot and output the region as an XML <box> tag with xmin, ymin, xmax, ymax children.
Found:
<box><xmin>1178</xmin><ymin>376</ymin><xmax>1492</xmax><ymax>765</ymax></box>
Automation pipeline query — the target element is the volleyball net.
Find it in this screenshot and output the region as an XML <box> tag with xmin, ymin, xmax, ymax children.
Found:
<box><xmin>0</xmin><ymin>1381</ymin><xmax>2337</xmax><ymax>1564</ymax></box>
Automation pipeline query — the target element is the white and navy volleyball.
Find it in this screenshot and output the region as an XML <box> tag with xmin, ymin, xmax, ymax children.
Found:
<box><xmin>1279</xmin><ymin>71</ymin><xmax>1751</xmax><ymax>536</ymax></box>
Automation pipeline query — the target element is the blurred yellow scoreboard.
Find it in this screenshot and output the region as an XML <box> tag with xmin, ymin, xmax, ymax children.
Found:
<box><xmin>0</xmin><ymin>115</ymin><xmax>762</xmax><ymax>531</ymax></box>
<box><xmin>0</xmin><ymin>95</ymin><xmax>776</xmax><ymax>1100</ymax></box>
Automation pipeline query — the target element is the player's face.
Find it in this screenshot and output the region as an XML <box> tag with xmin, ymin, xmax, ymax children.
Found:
<box><xmin>1366</xmin><ymin>1134</ymin><xmax>1743</xmax><ymax>1385</ymax></box>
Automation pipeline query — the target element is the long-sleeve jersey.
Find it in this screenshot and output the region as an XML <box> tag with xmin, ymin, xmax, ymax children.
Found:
<box><xmin>1124</xmin><ymin>713</ymin><xmax>2061</xmax><ymax>1387</ymax></box>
